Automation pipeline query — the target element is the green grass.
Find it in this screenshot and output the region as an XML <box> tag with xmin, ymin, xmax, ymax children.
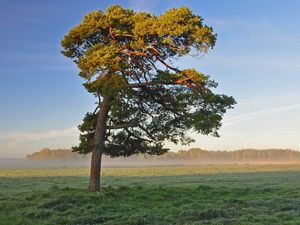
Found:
<box><xmin>1</xmin><ymin>165</ymin><xmax>300</xmax><ymax>225</ymax></box>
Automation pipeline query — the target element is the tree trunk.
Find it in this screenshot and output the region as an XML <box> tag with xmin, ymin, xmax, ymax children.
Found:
<box><xmin>89</xmin><ymin>95</ymin><xmax>111</xmax><ymax>191</ymax></box>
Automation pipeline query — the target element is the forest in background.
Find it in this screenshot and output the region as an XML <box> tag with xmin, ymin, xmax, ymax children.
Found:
<box><xmin>26</xmin><ymin>148</ymin><xmax>300</xmax><ymax>165</ymax></box>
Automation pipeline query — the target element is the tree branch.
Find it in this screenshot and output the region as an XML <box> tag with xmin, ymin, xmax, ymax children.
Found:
<box><xmin>107</xmin><ymin>122</ymin><xmax>138</xmax><ymax>129</ymax></box>
<box><xmin>123</xmin><ymin>51</ymin><xmax>147</xmax><ymax>56</ymax></box>
<box><xmin>146</xmin><ymin>47</ymin><xmax>181</xmax><ymax>73</ymax></box>
<box><xmin>108</xmin><ymin>26</ymin><xmax>116</xmax><ymax>44</ymax></box>
<box><xmin>138</xmin><ymin>125</ymin><xmax>156</xmax><ymax>140</ymax></box>
<box><xmin>124</xmin><ymin>128</ymin><xmax>152</xmax><ymax>142</ymax></box>
<box><xmin>128</xmin><ymin>81</ymin><xmax>176</xmax><ymax>88</ymax></box>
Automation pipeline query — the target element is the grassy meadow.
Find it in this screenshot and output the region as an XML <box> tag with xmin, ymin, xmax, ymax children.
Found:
<box><xmin>1</xmin><ymin>165</ymin><xmax>300</xmax><ymax>225</ymax></box>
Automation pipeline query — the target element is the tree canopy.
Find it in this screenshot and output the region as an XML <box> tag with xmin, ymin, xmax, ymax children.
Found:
<box><xmin>61</xmin><ymin>5</ymin><xmax>236</xmax><ymax>158</ymax></box>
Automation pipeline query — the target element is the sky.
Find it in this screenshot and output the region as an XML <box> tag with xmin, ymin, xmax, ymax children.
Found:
<box><xmin>1</xmin><ymin>0</ymin><xmax>300</xmax><ymax>158</ymax></box>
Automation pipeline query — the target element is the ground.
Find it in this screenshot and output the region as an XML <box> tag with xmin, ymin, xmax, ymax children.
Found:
<box><xmin>1</xmin><ymin>165</ymin><xmax>300</xmax><ymax>225</ymax></box>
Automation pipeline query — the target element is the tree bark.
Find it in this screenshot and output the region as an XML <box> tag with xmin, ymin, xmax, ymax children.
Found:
<box><xmin>89</xmin><ymin>95</ymin><xmax>111</xmax><ymax>191</ymax></box>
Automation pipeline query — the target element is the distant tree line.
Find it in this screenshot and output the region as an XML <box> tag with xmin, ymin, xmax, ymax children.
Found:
<box><xmin>157</xmin><ymin>148</ymin><xmax>300</xmax><ymax>162</ymax></box>
<box><xmin>27</xmin><ymin>148</ymin><xmax>300</xmax><ymax>163</ymax></box>
<box><xmin>26</xmin><ymin>148</ymin><xmax>88</xmax><ymax>160</ymax></box>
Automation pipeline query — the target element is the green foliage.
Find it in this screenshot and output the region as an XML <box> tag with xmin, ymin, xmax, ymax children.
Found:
<box><xmin>72</xmin><ymin>113</ymin><xmax>96</xmax><ymax>154</ymax></box>
<box><xmin>61</xmin><ymin>5</ymin><xmax>235</xmax><ymax>157</ymax></box>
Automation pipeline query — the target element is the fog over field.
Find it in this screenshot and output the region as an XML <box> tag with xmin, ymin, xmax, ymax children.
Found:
<box><xmin>1</xmin><ymin>148</ymin><xmax>300</xmax><ymax>169</ymax></box>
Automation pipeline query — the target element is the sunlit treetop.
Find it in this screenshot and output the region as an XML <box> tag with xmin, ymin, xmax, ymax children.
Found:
<box><xmin>61</xmin><ymin>5</ymin><xmax>235</xmax><ymax>157</ymax></box>
<box><xmin>61</xmin><ymin>5</ymin><xmax>216</xmax><ymax>88</ymax></box>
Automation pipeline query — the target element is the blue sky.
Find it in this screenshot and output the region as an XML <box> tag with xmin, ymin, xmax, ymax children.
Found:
<box><xmin>1</xmin><ymin>0</ymin><xmax>300</xmax><ymax>158</ymax></box>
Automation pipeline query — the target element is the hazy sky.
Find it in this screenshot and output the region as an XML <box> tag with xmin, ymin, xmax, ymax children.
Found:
<box><xmin>1</xmin><ymin>0</ymin><xmax>300</xmax><ymax>158</ymax></box>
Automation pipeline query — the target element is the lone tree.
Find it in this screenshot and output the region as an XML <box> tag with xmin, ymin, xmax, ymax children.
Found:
<box><xmin>61</xmin><ymin>5</ymin><xmax>235</xmax><ymax>191</ymax></box>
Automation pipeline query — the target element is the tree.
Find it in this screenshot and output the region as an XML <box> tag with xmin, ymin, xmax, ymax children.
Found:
<box><xmin>61</xmin><ymin>5</ymin><xmax>236</xmax><ymax>191</ymax></box>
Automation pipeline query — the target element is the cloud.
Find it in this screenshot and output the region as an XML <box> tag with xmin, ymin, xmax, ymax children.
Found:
<box><xmin>207</xmin><ymin>55</ymin><xmax>300</xmax><ymax>71</ymax></box>
<box><xmin>177</xmin><ymin>51</ymin><xmax>300</xmax><ymax>75</ymax></box>
<box><xmin>0</xmin><ymin>51</ymin><xmax>76</xmax><ymax>76</ymax></box>
<box><xmin>210</xmin><ymin>18</ymin><xmax>254</xmax><ymax>30</ymax></box>
<box><xmin>0</xmin><ymin>52</ymin><xmax>63</xmax><ymax>62</ymax></box>
<box><xmin>0</xmin><ymin>126</ymin><xmax>78</xmax><ymax>150</ymax></box>
<box><xmin>223</xmin><ymin>104</ymin><xmax>300</xmax><ymax>126</ymax></box>
<box><xmin>2</xmin><ymin>104</ymin><xmax>300</xmax><ymax>151</ymax></box>
<box><xmin>128</xmin><ymin>0</ymin><xmax>158</xmax><ymax>12</ymax></box>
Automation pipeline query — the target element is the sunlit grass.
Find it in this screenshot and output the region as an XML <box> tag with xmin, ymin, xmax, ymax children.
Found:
<box><xmin>1</xmin><ymin>164</ymin><xmax>300</xmax><ymax>177</ymax></box>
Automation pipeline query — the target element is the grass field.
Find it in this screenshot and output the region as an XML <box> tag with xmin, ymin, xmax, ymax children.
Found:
<box><xmin>1</xmin><ymin>165</ymin><xmax>300</xmax><ymax>225</ymax></box>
